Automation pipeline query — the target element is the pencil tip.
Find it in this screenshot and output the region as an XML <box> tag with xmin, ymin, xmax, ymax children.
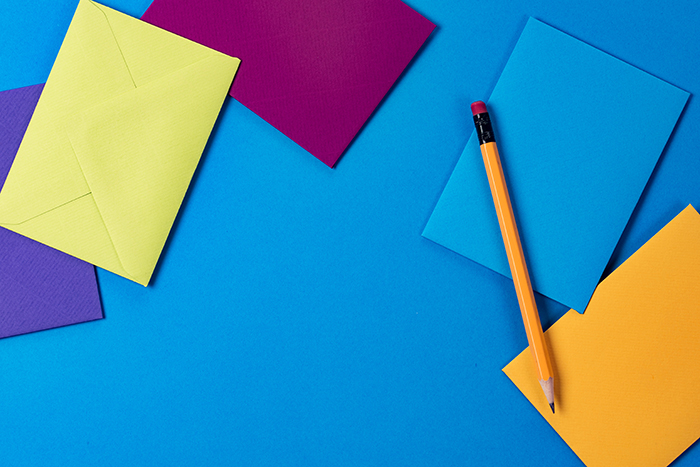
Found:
<box><xmin>549</xmin><ymin>402</ymin><xmax>555</xmax><ymax>414</ymax></box>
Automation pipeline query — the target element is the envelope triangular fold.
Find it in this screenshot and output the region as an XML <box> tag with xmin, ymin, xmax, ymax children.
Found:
<box><xmin>0</xmin><ymin>0</ymin><xmax>239</xmax><ymax>285</ymax></box>
<box><xmin>0</xmin><ymin>83</ymin><xmax>103</xmax><ymax>339</ymax></box>
<box><xmin>89</xmin><ymin>1</ymin><xmax>227</xmax><ymax>87</ymax></box>
<box><xmin>0</xmin><ymin>0</ymin><xmax>136</xmax><ymax>226</ymax></box>
<box><xmin>65</xmin><ymin>55</ymin><xmax>238</xmax><ymax>284</ymax></box>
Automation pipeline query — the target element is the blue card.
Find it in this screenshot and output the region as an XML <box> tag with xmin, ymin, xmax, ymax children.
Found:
<box><xmin>423</xmin><ymin>18</ymin><xmax>688</xmax><ymax>312</ymax></box>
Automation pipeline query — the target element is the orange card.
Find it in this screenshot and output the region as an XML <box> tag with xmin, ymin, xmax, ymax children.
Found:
<box><xmin>503</xmin><ymin>205</ymin><xmax>700</xmax><ymax>467</ymax></box>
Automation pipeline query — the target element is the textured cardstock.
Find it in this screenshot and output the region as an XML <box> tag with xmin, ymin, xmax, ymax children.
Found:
<box><xmin>0</xmin><ymin>84</ymin><xmax>102</xmax><ymax>338</ymax></box>
<box><xmin>503</xmin><ymin>205</ymin><xmax>700</xmax><ymax>467</ymax></box>
<box><xmin>0</xmin><ymin>0</ymin><xmax>239</xmax><ymax>286</ymax></box>
<box><xmin>142</xmin><ymin>0</ymin><xmax>435</xmax><ymax>167</ymax></box>
<box><xmin>423</xmin><ymin>18</ymin><xmax>688</xmax><ymax>312</ymax></box>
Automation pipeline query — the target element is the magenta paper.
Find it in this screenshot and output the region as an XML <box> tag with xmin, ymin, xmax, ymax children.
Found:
<box><xmin>142</xmin><ymin>0</ymin><xmax>435</xmax><ymax>167</ymax></box>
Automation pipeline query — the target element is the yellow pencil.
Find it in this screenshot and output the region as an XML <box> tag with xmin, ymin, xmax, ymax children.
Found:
<box><xmin>471</xmin><ymin>101</ymin><xmax>555</xmax><ymax>413</ymax></box>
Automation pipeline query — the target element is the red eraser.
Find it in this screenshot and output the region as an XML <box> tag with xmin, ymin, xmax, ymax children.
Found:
<box><xmin>470</xmin><ymin>101</ymin><xmax>487</xmax><ymax>116</ymax></box>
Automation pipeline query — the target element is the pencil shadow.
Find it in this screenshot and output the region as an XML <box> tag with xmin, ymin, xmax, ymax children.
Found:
<box><xmin>544</xmin><ymin>330</ymin><xmax>564</xmax><ymax>415</ymax></box>
<box><xmin>534</xmin><ymin>292</ymin><xmax>569</xmax><ymax>329</ymax></box>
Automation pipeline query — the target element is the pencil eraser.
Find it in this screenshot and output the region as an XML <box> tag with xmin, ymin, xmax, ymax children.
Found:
<box><xmin>471</xmin><ymin>101</ymin><xmax>487</xmax><ymax>115</ymax></box>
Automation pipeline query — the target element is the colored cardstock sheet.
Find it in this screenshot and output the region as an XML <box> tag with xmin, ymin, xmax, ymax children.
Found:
<box><xmin>503</xmin><ymin>205</ymin><xmax>700</xmax><ymax>467</ymax></box>
<box><xmin>142</xmin><ymin>0</ymin><xmax>435</xmax><ymax>167</ymax></box>
<box><xmin>0</xmin><ymin>0</ymin><xmax>240</xmax><ymax>286</ymax></box>
<box><xmin>423</xmin><ymin>18</ymin><xmax>688</xmax><ymax>312</ymax></box>
<box><xmin>0</xmin><ymin>84</ymin><xmax>102</xmax><ymax>338</ymax></box>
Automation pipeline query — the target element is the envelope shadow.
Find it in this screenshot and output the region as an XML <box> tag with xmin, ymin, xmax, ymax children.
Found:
<box><xmin>148</xmin><ymin>96</ymin><xmax>233</xmax><ymax>287</ymax></box>
<box><xmin>334</xmin><ymin>16</ymin><xmax>439</xmax><ymax>169</ymax></box>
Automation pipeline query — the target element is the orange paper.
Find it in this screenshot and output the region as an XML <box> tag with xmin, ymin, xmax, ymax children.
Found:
<box><xmin>503</xmin><ymin>205</ymin><xmax>700</xmax><ymax>467</ymax></box>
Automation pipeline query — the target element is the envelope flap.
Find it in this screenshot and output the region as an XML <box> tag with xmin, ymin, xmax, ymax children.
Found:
<box><xmin>64</xmin><ymin>54</ymin><xmax>239</xmax><ymax>284</ymax></box>
<box><xmin>89</xmin><ymin>0</ymin><xmax>228</xmax><ymax>87</ymax></box>
<box><xmin>0</xmin><ymin>0</ymin><xmax>141</xmax><ymax>226</ymax></box>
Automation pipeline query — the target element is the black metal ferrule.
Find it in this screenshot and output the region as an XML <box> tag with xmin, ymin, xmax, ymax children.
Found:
<box><xmin>473</xmin><ymin>112</ymin><xmax>495</xmax><ymax>145</ymax></box>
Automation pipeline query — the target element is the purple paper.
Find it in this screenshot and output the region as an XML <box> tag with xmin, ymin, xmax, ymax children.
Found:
<box><xmin>0</xmin><ymin>84</ymin><xmax>102</xmax><ymax>339</ymax></box>
<box><xmin>142</xmin><ymin>0</ymin><xmax>435</xmax><ymax>167</ymax></box>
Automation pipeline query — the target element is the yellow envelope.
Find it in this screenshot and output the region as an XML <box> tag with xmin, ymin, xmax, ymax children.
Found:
<box><xmin>503</xmin><ymin>205</ymin><xmax>700</xmax><ymax>467</ymax></box>
<box><xmin>0</xmin><ymin>0</ymin><xmax>239</xmax><ymax>285</ymax></box>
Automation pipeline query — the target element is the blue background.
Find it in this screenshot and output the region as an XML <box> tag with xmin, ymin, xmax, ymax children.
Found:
<box><xmin>1</xmin><ymin>0</ymin><xmax>698</xmax><ymax>465</ymax></box>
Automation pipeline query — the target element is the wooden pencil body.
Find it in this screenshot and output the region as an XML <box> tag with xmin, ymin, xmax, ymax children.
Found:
<box><xmin>479</xmin><ymin>141</ymin><xmax>554</xmax><ymax>383</ymax></box>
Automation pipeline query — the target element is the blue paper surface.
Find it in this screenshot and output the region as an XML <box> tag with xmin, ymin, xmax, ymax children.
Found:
<box><xmin>423</xmin><ymin>18</ymin><xmax>688</xmax><ymax>312</ymax></box>
<box><xmin>2</xmin><ymin>1</ymin><xmax>700</xmax><ymax>467</ymax></box>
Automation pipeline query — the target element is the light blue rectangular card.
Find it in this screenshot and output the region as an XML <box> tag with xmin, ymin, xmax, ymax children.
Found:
<box><xmin>423</xmin><ymin>17</ymin><xmax>688</xmax><ymax>312</ymax></box>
